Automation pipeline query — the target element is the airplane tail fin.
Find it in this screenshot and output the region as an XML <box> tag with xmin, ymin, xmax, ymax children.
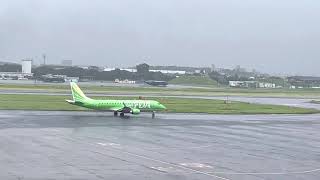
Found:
<box><xmin>70</xmin><ymin>82</ymin><xmax>89</xmax><ymax>102</ymax></box>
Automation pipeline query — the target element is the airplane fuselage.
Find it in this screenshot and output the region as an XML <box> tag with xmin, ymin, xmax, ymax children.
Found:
<box><xmin>72</xmin><ymin>99</ymin><xmax>164</xmax><ymax>112</ymax></box>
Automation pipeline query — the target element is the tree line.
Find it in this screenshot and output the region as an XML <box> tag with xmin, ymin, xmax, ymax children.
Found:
<box><xmin>31</xmin><ymin>63</ymin><xmax>174</xmax><ymax>81</ymax></box>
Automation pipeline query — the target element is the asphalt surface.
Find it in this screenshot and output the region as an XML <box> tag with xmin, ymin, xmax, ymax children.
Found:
<box><xmin>1</xmin><ymin>110</ymin><xmax>320</xmax><ymax>180</ymax></box>
<box><xmin>213</xmin><ymin>96</ymin><xmax>320</xmax><ymax>110</ymax></box>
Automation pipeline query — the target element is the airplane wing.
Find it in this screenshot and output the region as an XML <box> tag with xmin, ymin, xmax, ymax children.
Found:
<box><xmin>110</xmin><ymin>103</ymin><xmax>141</xmax><ymax>114</ymax></box>
<box><xmin>110</xmin><ymin>106</ymin><xmax>124</xmax><ymax>112</ymax></box>
<box><xmin>111</xmin><ymin>103</ymin><xmax>135</xmax><ymax>113</ymax></box>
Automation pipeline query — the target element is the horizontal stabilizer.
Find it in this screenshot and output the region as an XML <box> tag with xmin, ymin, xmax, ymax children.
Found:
<box><xmin>65</xmin><ymin>99</ymin><xmax>75</xmax><ymax>104</ymax></box>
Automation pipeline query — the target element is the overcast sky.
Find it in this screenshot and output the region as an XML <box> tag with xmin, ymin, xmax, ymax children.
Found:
<box><xmin>0</xmin><ymin>0</ymin><xmax>319</xmax><ymax>75</ymax></box>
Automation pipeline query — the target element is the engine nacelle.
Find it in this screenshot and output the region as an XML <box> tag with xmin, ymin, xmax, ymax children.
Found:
<box><xmin>131</xmin><ymin>108</ymin><xmax>140</xmax><ymax>115</ymax></box>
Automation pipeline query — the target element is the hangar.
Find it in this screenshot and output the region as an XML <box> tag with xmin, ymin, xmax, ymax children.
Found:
<box><xmin>288</xmin><ymin>76</ymin><xmax>320</xmax><ymax>88</ymax></box>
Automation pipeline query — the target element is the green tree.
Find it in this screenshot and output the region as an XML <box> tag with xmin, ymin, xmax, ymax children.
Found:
<box><xmin>136</xmin><ymin>63</ymin><xmax>150</xmax><ymax>75</ymax></box>
<box><xmin>0</xmin><ymin>64</ymin><xmax>21</xmax><ymax>72</ymax></box>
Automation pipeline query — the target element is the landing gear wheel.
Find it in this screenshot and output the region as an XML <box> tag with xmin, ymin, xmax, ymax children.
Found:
<box><xmin>114</xmin><ymin>111</ymin><xmax>118</xmax><ymax>116</ymax></box>
<box><xmin>152</xmin><ymin>111</ymin><xmax>155</xmax><ymax>119</ymax></box>
<box><xmin>120</xmin><ymin>112</ymin><xmax>125</xmax><ymax>117</ymax></box>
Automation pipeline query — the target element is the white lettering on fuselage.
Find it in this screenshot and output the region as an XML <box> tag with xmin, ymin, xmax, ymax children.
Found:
<box><xmin>128</xmin><ymin>102</ymin><xmax>151</xmax><ymax>109</ymax></box>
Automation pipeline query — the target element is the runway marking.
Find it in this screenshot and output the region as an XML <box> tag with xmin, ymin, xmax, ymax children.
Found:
<box><xmin>97</xmin><ymin>142</ymin><xmax>120</xmax><ymax>147</ymax></box>
<box><xmin>97</xmin><ymin>141</ymin><xmax>213</xmax><ymax>150</ymax></box>
<box><xmin>150</xmin><ymin>166</ymin><xmax>177</xmax><ymax>173</ymax></box>
<box><xmin>143</xmin><ymin>144</ymin><xmax>213</xmax><ymax>150</ymax></box>
<box><xmin>210</xmin><ymin>168</ymin><xmax>320</xmax><ymax>175</ymax></box>
<box><xmin>95</xmin><ymin>141</ymin><xmax>320</xmax><ymax>177</ymax></box>
<box><xmin>179</xmin><ymin>163</ymin><xmax>320</xmax><ymax>175</ymax></box>
<box><xmin>95</xmin><ymin>142</ymin><xmax>231</xmax><ymax>180</ymax></box>
<box><xmin>97</xmin><ymin>143</ymin><xmax>107</xmax><ymax>146</ymax></box>
<box><xmin>180</xmin><ymin>163</ymin><xmax>213</xmax><ymax>169</ymax></box>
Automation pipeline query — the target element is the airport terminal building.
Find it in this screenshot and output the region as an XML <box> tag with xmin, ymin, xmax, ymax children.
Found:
<box><xmin>0</xmin><ymin>60</ymin><xmax>33</xmax><ymax>80</ymax></box>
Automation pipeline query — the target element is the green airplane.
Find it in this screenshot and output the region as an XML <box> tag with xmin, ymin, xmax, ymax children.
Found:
<box><xmin>66</xmin><ymin>82</ymin><xmax>166</xmax><ymax>118</ymax></box>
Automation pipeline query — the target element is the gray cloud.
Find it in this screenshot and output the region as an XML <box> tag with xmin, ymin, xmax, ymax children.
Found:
<box><xmin>0</xmin><ymin>0</ymin><xmax>319</xmax><ymax>75</ymax></box>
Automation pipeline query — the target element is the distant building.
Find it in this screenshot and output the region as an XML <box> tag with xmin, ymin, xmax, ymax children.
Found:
<box><xmin>0</xmin><ymin>60</ymin><xmax>33</xmax><ymax>79</ymax></box>
<box><xmin>103</xmin><ymin>68</ymin><xmax>137</xmax><ymax>72</ymax></box>
<box><xmin>61</xmin><ymin>60</ymin><xmax>72</xmax><ymax>66</ymax></box>
<box><xmin>103</xmin><ymin>68</ymin><xmax>115</xmax><ymax>71</ymax></box>
<box><xmin>211</xmin><ymin>64</ymin><xmax>216</xmax><ymax>72</ymax></box>
<box><xmin>0</xmin><ymin>72</ymin><xmax>33</xmax><ymax>80</ymax></box>
<box><xmin>65</xmin><ymin>77</ymin><xmax>79</xmax><ymax>82</ymax></box>
<box><xmin>149</xmin><ymin>69</ymin><xmax>186</xmax><ymax>75</ymax></box>
<box><xmin>41</xmin><ymin>74</ymin><xmax>66</xmax><ymax>83</ymax></box>
<box><xmin>194</xmin><ymin>70</ymin><xmax>201</xmax><ymax>74</ymax></box>
<box><xmin>288</xmin><ymin>76</ymin><xmax>320</xmax><ymax>88</ymax></box>
<box><xmin>21</xmin><ymin>59</ymin><xmax>32</xmax><ymax>74</ymax></box>
<box><xmin>258</xmin><ymin>82</ymin><xmax>276</xmax><ymax>88</ymax></box>
<box><xmin>41</xmin><ymin>74</ymin><xmax>78</xmax><ymax>83</ymax></box>
<box><xmin>229</xmin><ymin>81</ymin><xmax>276</xmax><ymax>89</ymax></box>
<box><xmin>79</xmin><ymin>76</ymin><xmax>94</xmax><ymax>82</ymax></box>
<box><xmin>229</xmin><ymin>81</ymin><xmax>257</xmax><ymax>88</ymax></box>
<box><xmin>114</xmin><ymin>79</ymin><xmax>136</xmax><ymax>84</ymax></box>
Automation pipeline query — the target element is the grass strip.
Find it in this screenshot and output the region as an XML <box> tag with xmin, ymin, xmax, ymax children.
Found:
<box><xmin>0</xmin><ymin>94</ymin><xmax>318</xmax><ymax>114</ymax></box>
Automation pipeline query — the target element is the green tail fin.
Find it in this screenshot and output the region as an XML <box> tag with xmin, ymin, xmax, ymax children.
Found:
<box><xmin>70</xmin><ymin>82</ymin><xmax>89</xmax><ymax>102</ymax></box>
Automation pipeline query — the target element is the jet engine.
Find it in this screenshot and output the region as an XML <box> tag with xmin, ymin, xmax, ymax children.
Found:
<box><xmin>131</xmin><ymin>108</ymin><xmax>141</xmax><ymax>115</ymax></box>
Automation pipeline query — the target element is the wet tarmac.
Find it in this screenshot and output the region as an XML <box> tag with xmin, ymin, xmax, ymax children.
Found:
<box><xmin>1</xmin><ymin>110</ymin><xmax>320</xmax><ymax>180</ymax></box>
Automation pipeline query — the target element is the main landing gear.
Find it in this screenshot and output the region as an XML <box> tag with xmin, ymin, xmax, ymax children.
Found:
<box><xmin>114</xmin><ymin>111</ymin><xmax>126</xmax><ymax>118</ymax></box>
<box><xmin>114</xmin><ymin>111</ymin><xmax>155</xmax><ymax>119</ymax></box>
